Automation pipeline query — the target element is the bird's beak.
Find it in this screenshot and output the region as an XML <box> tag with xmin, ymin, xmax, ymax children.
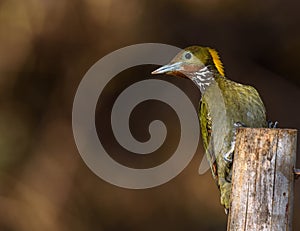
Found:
<box><xmin>151</xmin><ymin>62</ymin><xmax>183</xmax><ymax>75</ymax></box>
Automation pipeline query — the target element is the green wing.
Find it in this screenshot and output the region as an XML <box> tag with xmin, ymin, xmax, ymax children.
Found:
<box><xmin>199</xmin><ymin>98</ymin><xmax>218</xmax><ymax>182</ymax></box>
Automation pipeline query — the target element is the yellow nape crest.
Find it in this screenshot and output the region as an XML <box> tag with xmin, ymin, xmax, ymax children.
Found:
<box><xmin>208</xmin><ymin>48</ymin><xmax>225</xmax><ymax>77</ymax></box>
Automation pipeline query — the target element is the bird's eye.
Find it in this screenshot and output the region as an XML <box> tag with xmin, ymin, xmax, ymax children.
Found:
<box><xmin>184</xmin><ymin>52</ymin><xmax>192</xmax><ymax>60</ymax></box>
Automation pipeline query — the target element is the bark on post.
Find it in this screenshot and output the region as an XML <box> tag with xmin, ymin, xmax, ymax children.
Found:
<box><xmin>227</xmin><ymin>128</ymin><xmax>297</xmax><ymax>231</ymax></box>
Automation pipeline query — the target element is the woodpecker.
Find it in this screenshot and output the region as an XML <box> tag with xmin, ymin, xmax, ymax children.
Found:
<box><xmin>152</xmin><ymin>46</ymin><xmax>267</xmax><ymax>212</ymax></box>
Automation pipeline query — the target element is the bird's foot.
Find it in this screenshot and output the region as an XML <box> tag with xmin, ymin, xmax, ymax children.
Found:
<box><xmin>223</xmin><ymin>144</ymin><xmax>235</xmax><ymax>163</ymax></box>
<box><xmin>234</xmin><ymin>122</ymin><xmax>246</xmax><ymax>128</ymax></box>
<box><xmin>294</xmin><ymin>168</ymin><xmax>300</xmax><ymax>180</ymax></box>
<box><xmin>268</xmin><ymin>120</ymin><xmax>279</xmax><ymax>128</ymax></box>
<box><xmin>223</xmin><ymin>122</ymin><xmax>246</xmax><ymax>163</ymax></box>
<box><xmin>224</xmin><ymin>208</ymin><xmax>229</xmax><ymax>215</ymax></box>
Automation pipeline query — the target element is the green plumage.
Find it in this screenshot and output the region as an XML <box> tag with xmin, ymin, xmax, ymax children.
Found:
<box><xmin>200</xmin><ymin>75</ymin><xmax>267</xmax><ymax>209</ymax></box>
<box><xmin>152</xmin><ymin>45</ymin><xmax>267</xmax><ymax>211</ymax></box>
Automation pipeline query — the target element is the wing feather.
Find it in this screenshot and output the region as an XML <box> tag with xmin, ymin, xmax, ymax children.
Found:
<box><xmin>199</xmin><ymin>98</ymin><xmax>218</xmax><ymax>182</ymax></box>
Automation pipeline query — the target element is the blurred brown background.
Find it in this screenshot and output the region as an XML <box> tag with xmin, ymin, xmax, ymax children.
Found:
<box><xmin>1</xmin><ymin>0</ymin><xmax>300</xmax><ymax>230</ymax></box>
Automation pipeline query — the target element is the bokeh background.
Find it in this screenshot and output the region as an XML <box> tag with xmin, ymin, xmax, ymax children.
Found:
<box><xmin>1</xmin><ymin>0</ymin><xmax>300</xmax><ymax>230</ymax></box>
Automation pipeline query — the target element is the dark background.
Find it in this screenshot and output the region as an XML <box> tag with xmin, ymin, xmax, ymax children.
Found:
<box><xmin>0</xmin><ymin>0</ymin><xmax>300</xmax><ymax>230</ymax></box>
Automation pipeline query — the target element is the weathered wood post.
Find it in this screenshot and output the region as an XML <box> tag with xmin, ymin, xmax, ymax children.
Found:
<box><xmin>227</xmin><ymin>128</ymin><xmax>297</xmax><ymax>231</ymax></box>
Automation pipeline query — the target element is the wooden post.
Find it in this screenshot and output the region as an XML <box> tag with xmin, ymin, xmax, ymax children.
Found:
<box><xmin>227</xmin><ymin>128</ymin><xmax>297</xmax><ymax>231</ymax></box>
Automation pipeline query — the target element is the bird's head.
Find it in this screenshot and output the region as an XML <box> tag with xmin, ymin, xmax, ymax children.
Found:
<box><xmin>152</xmin><ymin>46</ymin><xmax>225</xmax><ymax>92</ymax></box>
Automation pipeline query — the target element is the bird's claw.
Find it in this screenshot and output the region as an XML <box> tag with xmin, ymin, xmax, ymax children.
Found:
<box><xmin>223</xmin><ymin>149</ymin><xmax>234</xmax><ymax>163</ymax></box>
<box><xmin>294</xmin><ymin>168</ymin><xmax>300</xmax><ymax>180</ymax></box>
<box><xmin>223</xmin><ymin>122</ymin><xmax>245</xmax><ymax>163</ymax></box>
<box><xmin>233</xmin><ymin>122</ymin><xmax>246</xmax><ymax>128</ymax></box>
<box><xmin>268</xmin><ymin>121</ymin><xmax>279</xmax><ymax>128</ymax></box>
<box><xmin>224</xmin><ymin>208</ymin><xmax>229</xmax><ymax>215</ymax></box>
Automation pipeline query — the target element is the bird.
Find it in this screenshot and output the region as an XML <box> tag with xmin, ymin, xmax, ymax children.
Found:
<box><xmin>151</xmin><ymin>46</ymin><xmax>268</xmax><ymax>212</ymax></box>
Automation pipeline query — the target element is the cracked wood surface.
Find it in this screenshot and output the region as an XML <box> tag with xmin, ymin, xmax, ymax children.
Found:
<box><xmin>227</xmin><ymin>128</ymin><xmax>297</xmax><ymax>231</ymax></box>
